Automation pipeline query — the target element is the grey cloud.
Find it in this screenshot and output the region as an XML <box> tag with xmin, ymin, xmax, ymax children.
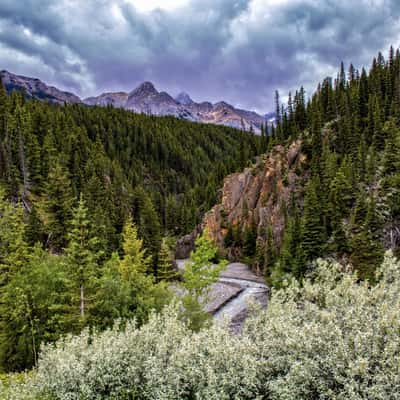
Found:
<box><xmin>0</xmin><ymin>0</ymin><xmax>400</xmax><ymax>112</ymax></box>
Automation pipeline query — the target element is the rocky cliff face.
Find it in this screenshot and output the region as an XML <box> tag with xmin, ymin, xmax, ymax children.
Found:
<box><xmin>201</xmin><ymin>140</ymin><xmax>306</xmax><ymax>262</ymax></box>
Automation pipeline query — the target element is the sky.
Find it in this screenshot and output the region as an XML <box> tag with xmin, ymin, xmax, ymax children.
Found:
<box><xmin>1</xmin><ymin>0</ymin><xmax>400</xmax><ymax>113</ymax></box>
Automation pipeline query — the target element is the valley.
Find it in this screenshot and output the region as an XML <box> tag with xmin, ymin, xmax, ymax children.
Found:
<box><xmin>1</xmin><ymin>9</ymin><xmax>400</xmax><ymax>394</ymax></box>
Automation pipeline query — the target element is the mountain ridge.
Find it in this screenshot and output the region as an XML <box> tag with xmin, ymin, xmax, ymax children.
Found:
<box><xmin>0</xmin><ymin>70</ymin><xmax>266</xmax><ymax>132</ymax></box>
<box><xmin>0</xmin><ymin>70</ymin><xmax>81</xmax><ymax>104</ymax></box>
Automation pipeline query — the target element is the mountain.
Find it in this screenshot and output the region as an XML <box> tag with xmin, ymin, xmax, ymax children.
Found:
<box><xmin>265</xmin><ymin>111</ymin><xmax>276</xmax><ymax>124</ymax></box>
<box><xmin>124</xmin><ymin>82</ymin><xmax>190</xmax><ymax>118</ymax></box>
<box><xmin>0</xmin><ymin>70</ymin><xmax>267</xmax><ymax>131</ymax></box>
<box><xmin>84</xmin><ymin>92</ymin><xmax>128</xmax><ymax>107</ymax></box>
<box><xmin>175</xmin><ymin>92</ymin><xmax>193</xmax><ymax>105</ymax></box>
<box><xmin>84</xmin><ymin>82</ymin><xmax>266</xmax><ymax>132</ymax></box>
<box><xmin>0</xmin><ymin>70</ymin><xmax>81</xmax><ymax>104</ymax></box>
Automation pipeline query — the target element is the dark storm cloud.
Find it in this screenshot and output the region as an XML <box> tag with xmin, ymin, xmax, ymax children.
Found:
<box><xmin>1</xmin><ymin>0</ymin><xmax>400</xmax><ymax>112</ymax></box>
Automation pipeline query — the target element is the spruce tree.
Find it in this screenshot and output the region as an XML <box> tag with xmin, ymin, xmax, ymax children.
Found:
<box><xmin>66</xmin><ymin>194</ymin><xmax>99</xmax><ymax>319</ymax></box>
<box><xmin>301</xmin><ymin>179</ymin><xmax>326</xmax><ymax>262</ymax></box>
<box><xmin>242</xmin><ymin>221</ymin><xmax>257</xmax><ymax>258</ymax></box>
<box><xmin>40</xmin><ymin>162</ymin><xmax>74</xmax><ymax>251</ymax></box>
<box><xmin>0</xmin><ymin>187</ymin><xmax>29</xmax><ymax>285</ymax></box>
<box><xmin>157</xmin><ymin>238</ymin><xmax>178</xmax><ymax>282</ymax></box>
<box><xmin>119</xmin><ymin>219</ymin><xmax>152</xmax><ymax>280</ymax></box>
<box><xmin>279</xmin><ymin>203</ymin><xmax>303</xmax><ymax>278</ymax></box>
<box><xmin>132</xmin><ymin>186</ymin><xmax>161</xmax><ymax>269</ymax></box>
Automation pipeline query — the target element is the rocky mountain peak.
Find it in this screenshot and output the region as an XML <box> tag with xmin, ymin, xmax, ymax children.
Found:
<box><xmin>175</xmin><ymin>92</ymin><xmax>193</xmax><ymax>105</ymax></box>
<box><xmin>129</xmin><ymin>81</ymin><xmax>158</xmax><ymax>98</ymax></box>
<box><xmin>2</xmin><ymin>69</ymin><xmax>268</xmax><ymax>132</ymax></box>
<box><xmin>214</xmin><ymin>101</ymin><xmax>234</xmax><ymax>110</ymax></box>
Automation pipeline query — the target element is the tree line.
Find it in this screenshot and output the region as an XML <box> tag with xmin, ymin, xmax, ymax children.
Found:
<box><xmin>226</xmin><ymin>46</ymin><xmax>400</xmax><ymax>284</ymax></box>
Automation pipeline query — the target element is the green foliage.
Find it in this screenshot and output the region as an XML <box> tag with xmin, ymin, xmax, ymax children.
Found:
<box><xmin>257</xmin><ymin>47</ymin><xmax>400</xmax><ymax>284</ymax></box>
<box><xmin>349</xmin><ymin>197</ymin><xmax>384</xmax><ymax>280</ymax></box>
<box><xmin>8</xmin><ymin>254</ymin><xmax>400</xmax><ymax>400</ymax></box>
<box><xmin>89</xmin><ymin>219</ymin><xmax>172</xmax><ymax>330</ymax></box>
<box><xmin>0</xmin><ymin>247</ymin><xmax>72</xmax><ymax>372</ymax></box>
<box><xmin>242</xmin><ymin>222</ymin><xmax>257</xmax><ymax>258</ymax></box>
<box><xmin>66</xmin><ymin>194</ymin><xmax>100</xmax><ymax>320</ymax></box>
<box><xmin>301</xmin><ymin>178</ymin><xmax>326</xmax><ymax>262</ymax></box>
<box><xmin>92</xmin><ymin>252</ymin><xmax>171</xmax><ymax>331</ymax></box>
<box><xmin>182</xmin><ymin>230</ymin><xmax>227</xmax><ymax>330</ymax></box>
<box><xmin>183</xmin><ymin>230</ymin><xmax>227</xmax><ymax>299</ymax></box>
<box><xmin>132</xmin><ymin>186</ymin><xmax>162</xmax><ymax>269</ymax></box>
<box><xmin>0</xmin><ymin>199</ymin><xmax>171</xmax><ymax>373</ymax></box>
<box><xmin>272</xmin><ymin>202</ymin><xmax>303</xmax><ymax>285</ymax></box>
<box><xmin>119</xmin><ymin>219</ymin><xmax>152</xmax><ymax>278</ymax></box>
<box><xmin>0</xmin><ymin>187</ymin><xmax>29</xmax><ymax>285</ymax></box>
<box><xmin>39</xmin><ymin>162</ymin><xmax>74</xmax><ymax>251</ymax></box>
<box><xmin>0</xmin><ymin>90</ymin><xmax>261</xmax><ymax>250</ymax></box>
<box><xmin>157</xmin><ymin>238</ymin><xmax>179</xmax><ymax>282</ymax></box>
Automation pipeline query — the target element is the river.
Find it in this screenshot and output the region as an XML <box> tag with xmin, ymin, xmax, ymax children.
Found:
<box><xmin>176</xmin><ymin>260</ymin><xmax>269</xmax><ymax>333</ymax></box>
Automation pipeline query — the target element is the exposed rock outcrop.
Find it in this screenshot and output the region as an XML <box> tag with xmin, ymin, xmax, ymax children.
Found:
<box><xmin>202</xmin><ymin>140</ymin><xmax>307</xmax><ymax>263</ymax></box>
<box><xmin>175</xmin><ymin>224</ymin><xmax>203</xmax><ymax>259</ymax></box>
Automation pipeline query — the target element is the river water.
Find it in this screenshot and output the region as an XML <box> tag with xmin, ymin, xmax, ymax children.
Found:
<box><xmin>176</xmin><ymin>260</ymin><xmax>269</xmax><ymax>332</ymax></box>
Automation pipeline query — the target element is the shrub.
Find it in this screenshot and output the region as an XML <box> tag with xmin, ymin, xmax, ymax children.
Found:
<box><xmin>8</xmin><ymin>253</ymin><xmax>400</xmax><ymax>400</ymax></box>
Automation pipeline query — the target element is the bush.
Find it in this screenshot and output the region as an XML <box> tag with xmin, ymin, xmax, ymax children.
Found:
<box><xmin>8</xmin><ymin>253</ymin><xmax>400</xmax><ymax>399</ymax></box>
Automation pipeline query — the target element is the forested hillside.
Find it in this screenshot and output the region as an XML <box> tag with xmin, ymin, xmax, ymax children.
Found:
<box><xmin>2</xmin><ymin>45</ymin><xmax>400</xmax><ymax>381</ymax></box>
<box><xmin>0</xmin><ymin>86</ymin><xmax>263</xmax><ymax>249</ymax></box>
<box><xmin>201</xmin><ymin>46</ymin><xmax>400</xmax><ymax>284</ymax></box>
<box><xmin>0</xmin><ymin>86</ymin><xmax>262</xmax><ymax>372</ymax></box>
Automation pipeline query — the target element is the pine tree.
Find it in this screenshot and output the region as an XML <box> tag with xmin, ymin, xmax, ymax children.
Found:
<box><xmin>0</xmin><ymin>247</ymin><xmax>72</xmax><ymax>372</ymax></box>
<box><xmin>349</xmin><ymin>197</ymin><xmax>384</xmax><ymax>281</ymax></box>
<box><xmin>0</xmin><ymin>187</ymin><xmax>29</xmax><ymax>285</ymax></box>
<box><xmin>132</xmin><ymin>186</ymin><xmax>162</xmax><ymax>269</ymax></box>
<box><xmin>242</xmin><ymin>221</ymin><xmax>257</xmax><ymax>258</ymax></box>
<box><xmin>183</xmin><ymin>229</ymin><xmax>227</xmax><ymax>300</ymax></box>
<box><xmin>157</xmin><ymin>238</ymin><xmax>178</xmax><ymax>282</ymax></box>
<box><xmin>66</xmin><ymin>194</ymin><xmax>99</xmax><ymax>319</ymax></box>
<box><xmin>119</xmin><ymin>218</ymin><xmax>152</xmax><ymax>280</ymax></box>
<box><xmin>301</xmin><ymin>179</ymin><xmax>326</xmax><ymax>262</ymax></box>
<box><xmin>224</xmin><ymin>224</ymin><xmax>235</xmax><ymax>247</ymax></box>
<box><xmin>382</xmin><ymin>118</ymin><xmax>400</xmax><ymax>176</ymax></box>
<box><xmin>279</xmin><ymin>203</ymin><xmax>303</xmax><ymax>278</ymax></box>
<box><xmin>329</xmin><ymin>167</ymin><xmax>353</xmax><ymax>219</ymax></box>
<box><xmin>372</xmin><ymin>96</ymin><xmax>384</xmax><ymax>150</ymax></box>
<box><xmin>264</xmin><ymin>225</ymin><xmax>277</xmax><ymax>271</ymax></box>
<box><xmin>40</xmin><ymin>162</ymin><xmax>74</xmax><ymax>251</ymax></box>
<box><xmin>381</xmin><ymin>119</ymin><xmax>400</xmax><ymax>231</ymax></box>
<box><xmin>25</xmin><ymin>205</ymin><xmax>43</xmax><ymax>246</ymax></box>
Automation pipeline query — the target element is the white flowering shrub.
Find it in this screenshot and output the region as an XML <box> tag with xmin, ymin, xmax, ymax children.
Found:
<box><xmin>5</xmin><ymin>253</ymin><xmax>400</xmax><ymax>400</ymax></box>
<box><xmin>243</xmin><ymin>253</ymin><xmax>400</xmax><ymax>399</ymax></box>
